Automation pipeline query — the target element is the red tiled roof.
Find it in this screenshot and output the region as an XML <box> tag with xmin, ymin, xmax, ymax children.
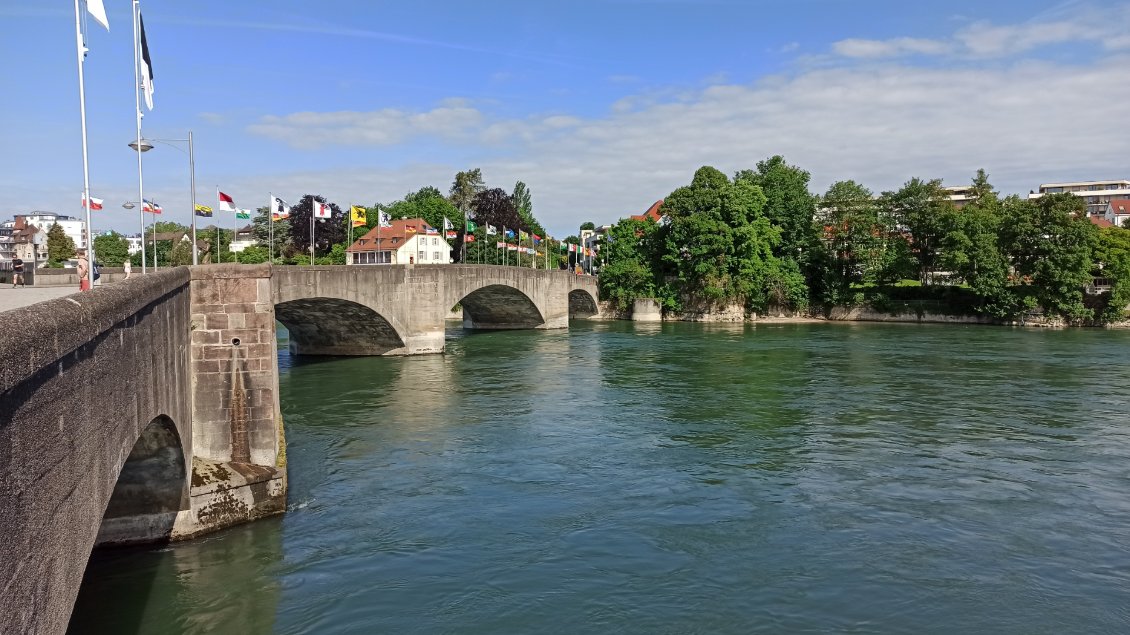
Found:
<box><xmin>1090</xmin><ymin>216</ymin><xmax>1114</xmax><ymax>228</ymax></box>
<box><xmin>629</xmin><ymin>200</ymin><xmax>664</xmax><ymax>223</ymax></box>
<box><xmin>346</xmin><ymin>218</ymin><xmax>440</xmax><ymax>252</ymax></box>
<box><xmin>1108</xmin><ymin>199</ymin><xmax>1130</xmax><ymax>215</ymax></box>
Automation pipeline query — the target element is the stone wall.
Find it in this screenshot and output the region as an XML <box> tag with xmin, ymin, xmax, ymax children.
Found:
<box><xmin>0</xmin><ymin>270</ymin><xmax>194</xmax><ymax>635</ymax></box>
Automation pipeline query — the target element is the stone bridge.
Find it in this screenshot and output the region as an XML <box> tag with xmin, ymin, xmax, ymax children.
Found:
<box><xmin>0</xmin><ymin>263</ymin><xmax>599</xmax><ymax>634</ymax></box>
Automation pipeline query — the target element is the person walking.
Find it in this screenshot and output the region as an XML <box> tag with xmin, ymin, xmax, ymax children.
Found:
<box><xmin>123</xmin><ymin>259</ymin><xmax>132</xmax><ymax>280</ymax></box>
<box><xmin>11</xmin><ymin>257</ymin><xmax>24</xmax><ymax>288</ymax></box>
<box><xmin>76</xmin><ymin>250</ymin><xmax>91</xmax><ymax>292</ymax></box>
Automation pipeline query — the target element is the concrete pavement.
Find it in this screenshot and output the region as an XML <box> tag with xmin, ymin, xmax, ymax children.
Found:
<box><xmin>0</xmin><ymin>285</ymin><xmax>80</xmax><ymax>313</ymax></box>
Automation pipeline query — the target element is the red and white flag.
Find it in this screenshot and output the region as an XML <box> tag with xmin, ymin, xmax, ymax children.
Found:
<box><xmin>218</xmin><ymin>191</ymin><xmax>235</xmax><ymax>212</ymax></box>
<box><xmin>313</xmin><ymin>200</ymin><xmax>332</xmax><ymax>218</ymax></box>
<box><xmin>81</xmin><ymin>194</ymin><xmax>104</xmax><ymax>210</ymax></box>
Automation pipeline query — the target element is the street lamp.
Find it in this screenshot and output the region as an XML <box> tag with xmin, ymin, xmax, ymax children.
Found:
<box><xmin>128</xmin><ymin>132</ymin><xmax>198</xmax><ymax>265</ymax></box>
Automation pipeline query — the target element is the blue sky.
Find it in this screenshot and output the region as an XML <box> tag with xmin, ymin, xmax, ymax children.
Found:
<box><xmin>2</xmin><ymin>0</ymin><xmax>1128</xmax><ymax>237</ymax></box>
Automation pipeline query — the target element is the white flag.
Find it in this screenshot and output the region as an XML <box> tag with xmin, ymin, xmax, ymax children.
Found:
<box><xmin>486</xmin><ymin>224</ymin><xmax>498</xmax><ymax>235</ymax></box>
<box><xmin>379</xmin><ymin>211</ymin><xmax>392</xmax><ymax>227</ymax></box>
<box><xmin>270</xmin><ymin>196</ymin><xmax>290</xmax><ymax>220</ymax></box>
<box><xmin>218</xmin><ymin>191</ymin><xmax>236</xmax><ymax>212</ymax></box>
<box><xmin>139</xmin><ymin>13</ymin><xmax>154</xmax><ymax>110</ymax></box>
<box><xmin>443</xmin><ymin>216</ymin><xmax>453</xmax><ymax>230</ymax></box>
<box><xmin>87</xmin><ymin>0</ymin><xmax>110</xmax><ymax>30</ymax></box>
<box><xmin>313</xmin><ymin>200</ymin><xmax>332</xmax><ymax>218</ymax></box>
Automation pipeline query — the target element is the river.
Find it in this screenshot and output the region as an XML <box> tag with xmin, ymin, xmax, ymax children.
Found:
<box><xmin>69</xmin><ymin>321</ymin><xmax>1130</xmax><ymax>633</ymax></box>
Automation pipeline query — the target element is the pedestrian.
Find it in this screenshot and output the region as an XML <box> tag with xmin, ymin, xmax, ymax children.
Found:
<box><xmin>123</xmin><ymin>259</ymin><xmax>131</xmax><ymax>280</ymax></box>
<box><xmin>11</xmin><ymin>257</ymin><xmax>24</xmax><ymax>288</ymax></box>
<box><xmin>76</xmin><ymin>250</ymin><xmax>91</xmax><ymax>292</ymax></box>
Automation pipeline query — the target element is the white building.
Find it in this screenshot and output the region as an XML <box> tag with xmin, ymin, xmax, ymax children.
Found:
<box><xmin>19</xmin><ymin>212</ymin><xmax>88</xmax><ymax>249</ymax></box>
<box><xmin>1028</xmin><ymin>180</ymin><xmax>1130</xmax><ymax>217</ymax></box>
<box><xmin>229</xmin><ymin>224</ymin><xmax>256</xmax><ymax>253</ymax></box>
<box><xmin>1104</xmin><ymin>199</ymin><xmax>1130</xmax><ymax>227</ymax></box>
<box><xmin>345</xmin><ymin>218</ymin><xmax>452</xmax><ymax>265</ymax></box>
<box><xmin>943</xmin><ymin>185</ymin><xmax>975</xmax><ymax>209</ymax></box>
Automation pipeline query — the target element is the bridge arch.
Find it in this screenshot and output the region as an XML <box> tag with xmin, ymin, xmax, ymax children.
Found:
<box><xmin>568</xmin><ymin>288</ymin><xmax>599</xmax><ymax>318</ymax></box>
<box><xmin>95</xmin><ymin>415</ymin><xmax>188</xmax><ymax>546</ymax></box>
<box><xmin>275</xmin><ymin>297</ymin><xmax>407</xmax><ymax>356</ymax></box>
<box><xmin>456</xmin><ymin>283</ymin><xmax>546</xmax><ymax>330</ymax></box>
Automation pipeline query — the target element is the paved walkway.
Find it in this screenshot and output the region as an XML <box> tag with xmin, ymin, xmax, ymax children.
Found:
<box><xmin>0</xmin><ymin>286</ymin><xmax>80</xmax><ymax>313</ymax></box>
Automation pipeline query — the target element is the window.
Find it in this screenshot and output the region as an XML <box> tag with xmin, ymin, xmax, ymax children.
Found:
<box><xmin>432</xmin><ymin>237</ymin><xmax>438</xmax><ymax>246</ymax></box>
<box><xmin>434</xmin><ymin>251</ymin><xmax>442</xmax><ymax>261</ymax></box>
<box><xmin>419</xmin><ymin>251</ymin><xmax>426</xmax><ymax>261</ymax></box>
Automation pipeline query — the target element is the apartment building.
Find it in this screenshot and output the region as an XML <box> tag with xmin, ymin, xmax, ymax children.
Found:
<box><xmin>1027</xmin><ymin>180</ymin><xmax>1130</xmax><ymax>217</ymax></box>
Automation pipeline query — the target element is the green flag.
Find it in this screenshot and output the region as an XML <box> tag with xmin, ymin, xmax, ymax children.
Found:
<box><xmin>236</xmin><ymin>208</ymin><xmax>251</xmax><ymax>220</ymax></box>
<box><xmin>466</xmin><ymin>220</ymin><xmax>477</xmax><ymax>232</ymax></box>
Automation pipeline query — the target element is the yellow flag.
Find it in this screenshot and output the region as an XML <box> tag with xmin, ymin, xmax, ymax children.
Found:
<box><xmin>350</xmin><ymin>205</ymin><xmax>367</xmax><ymax>228</ymax></box>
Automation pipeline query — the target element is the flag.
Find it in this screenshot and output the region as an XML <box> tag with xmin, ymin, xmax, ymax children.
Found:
<box><xmin>313</xmin><ymin>200</ymin><xmax>332</xmax><ymax>219</ymax></box>
<box><xmin>379</xmin><ymin>211</ymin><xmax>392</xmax><ymax>227</ymax></box>
<box><xmin>447</xmin><ymin>230</ymin><xmax>458</xmax><ymax>239</ymax></box>
<box><xmin>425</xmin><ymin>225</ymin><xmax>438</xmax><ymax>235</ymax></box>
<box><xmin>519</xmin><ymin>230</ymin><xmax>529</xmax><ymax>241</ymax></box>
<box><xmin>532</xmin><ymin>233</ymin><xmax>541</xmax><ymax>243</ymax></box>
<box><xmin>496</xmin><ymin>241</ymin><xmax>505</xmax><ymax>248</ymax></box>
<box><xmin>486</xmin><ymin>224</ymin><xmax>498</xmax><ymax>236</ymax></box>
<box><xmin>81</xmin><ymin>194</ymin><xmax>103</xmax><ymax>210</ymax></box>
<box><xmin>236</xmin><ymin>208</ymin><xmax>251</xmax><ymax>220</ymax></box>
<box><xmin>405</xmin><ymin>225</ymin><xmax>417</xmax><ymax>234</ymax></box>
<box><xmin>443</xmin><ymin>217</ymin><xmax>453</xmax><ymax>230</ymax></box>
<box><xmin>218</xmin><ymin>191</ymin><xmax>235</xmax><ymax>212</ymax></box>
<box><xmin>143</xmin><ymin>199</ymin><xmax>163</xmax><ymax>214</ymax></box>
<box><xmin>270</xmin><ymin>196</ymin><xmax>290</xmax><ymax>221</ymax></box>
<box><xmin>505</xmin><ymin>229</ymin><xmax>515</xmax><ymax>238</ymax></box>
<box><xmin>194</xmin><ymin>204</ymin><xmax>213</xmax><ymax>217</ymax></box>
<box><xmin>507</xmin><ymin>243</ymin><xmax>518</xmax><ymax>251</ymax></box>
<box><xmin>568</xmin><ymin>243</ymin><xmax>576</xmax><ymax>252</ymax></box>
<box><xmin>559</xmin><ymin>242</ymin><xmax>568</xmax><ymax>251</ymax></box>
<box><xmin>87</xmin><ymin>0</ymin><xmax>110</xmax><ymax>30</ymax></box>
<box><xmin>139</xmin><ymin>14</ymin><xmax>154</xmax><ymax>110</ymax></box>
<box><xmin>350</xmin><ymin>205</ymin><xmax>366</xmax><ymax>227</ymax></box>
<box><xmin>464</xmin><ymin>234</ymin><xmax>475</xmax><ymax>243</ymax></box>
<box><xmin>466</xmin><ymin>220</ymin><xmax>477</xmax><ymax>233</ymax></box>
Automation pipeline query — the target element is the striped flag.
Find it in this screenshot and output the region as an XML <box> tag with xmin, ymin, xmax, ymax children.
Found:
<box><xmin>143</xmin><ymin>199</ymin><xmax>163</xmax><ymax>214</ymax></box>
<box><xmin>139</xmin><ymin>13</ymin><xmax>154</xmax><ymax>110</ymax></box>
<box><xmin>236</xmin><ymin>208</ymin><xmax>251</xmax><ymax>220</ymax></box>
<box><xmin>194</xmin><ymin>204</ymin><xmax>213</xmax><ymax>218</ymax></box>
<box><xmin>218</xmin><ymin>191</ymin><xmax>235</xmax><ymax>212</ymax></box>
<box><xmin>81</xmin><ymin>194</ymin><xmax>103</xmax><ymax>210</ymax></box>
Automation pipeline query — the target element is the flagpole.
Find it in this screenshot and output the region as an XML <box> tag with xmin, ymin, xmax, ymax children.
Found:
<box><xmin>126</xmin><ymin>0</ymin><xmax>146</xmax><ymax>274</ymax></box>
<box><xmin>74</xmin><ymin>0</ymin><xmax>95</xmax><ymax>287</ymax></box>
<box><xmin>309</xmin><ymin>201</ymin><xmax>315</xmax><ymax>265</ymax></box>
<box><xmin>268</xmin><ymin>193</ymin><xmax>274</xmax><ymax>265</ymax></box>
<box><xmin>189</xmin><ymin>131</ymin><xmax>198</xmax><ymax>265</ymax></box>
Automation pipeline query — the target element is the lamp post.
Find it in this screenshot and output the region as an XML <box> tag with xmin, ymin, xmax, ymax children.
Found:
<box><xmin>129</xmin><ymin>132</ymin><xmax>198</xmax><ymax>265</ymax></box>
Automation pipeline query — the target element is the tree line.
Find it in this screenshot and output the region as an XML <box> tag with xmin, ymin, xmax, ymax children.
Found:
<box><xmin>598</xmin><ymin>159</ymin><xmax>1130</xmax><ymax>324</ymax></box>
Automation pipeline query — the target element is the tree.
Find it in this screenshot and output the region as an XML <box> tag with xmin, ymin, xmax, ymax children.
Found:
<box><xmin>46</xmin><ymin>222</ymin><xmax>75</xmax><ymax>266</ymax></box>
<box><xmin>384</xmin><ymin>187</ymin><xmax>463</xmax><ymax>236</ymax></box>
<box><xmin>252</xmin><ymin>206</ymin><xmax>291</xmax><ymax>262</ymax></box>
<box><xmin>881</xmin><ymin>177</ymin><xmax>954</xmax><ymax>284</ymax></box>
<box><xmin>449</xmin><ymin>169</ymin><xmax>485</xmax><ymax>215</ymax></box>
<box><xmin>471</xmin><ymin>188</ymin><xmax>522</xmax><ymax>233</ymax></box>
<box><xmin>580</xmin><ymin>221</ymin><xmax>596</xmax><ymax>231</ymax></box>
<box><xmin>93</xmin><ymin>231</ymin><xmax>130</xmax><ymax>267</ymax></box>
<box><xmin>1001</xmin><ymin>192</ymin><xmax>1096</xmax><ymax>320</ymax></box>
<box><xmin>287</xmin><ymin>195</ymin><xmax>346</xmax><ymax>256</ymax></box>
<box><xmin>236</xmin><ymin>245</ymin><xmax>270</xmax><ymax>264</ymax></box>
<box><xmin>598</xmin><ymin>218</ymin><xmax>660</xmax><ymax>309</ymax></box>
<box><xmin>819</xmin><ymin>180</ymin><xmax>881</xmax><ymax>301</ymax></box>
<box><xmin>511</xmin><ymin>181</ymin><xmax>544</xmax><ymax>237</ymax></box>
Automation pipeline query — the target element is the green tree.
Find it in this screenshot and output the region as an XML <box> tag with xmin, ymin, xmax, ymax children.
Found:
<box><xmin>1094</xmin><ymin>226</ymin><xmax>1130</xmax><ymax>322</ymax></box>
<box><xmin>252</xmin><ymin>206</ymin><xmax>291</xmax><ymax>262</ymax></box>
<box><xmin>449</xmin><ymin>168</ymin><xmax>485</xmax><ymax>216</ymax></box>
<box><xmin>579</xmin><ymin>221</ymin><xmax>596</xmax><ymax>231</ymax></box>
<box><xmin>882</xmin><ymin>177</ymin><xmax>954</xmax><ymax>284</ymax></box>
<box><xmin>598</xmin><ymin>218</ymin><xmax>660</xmax><ymax>309</ymax></box>
<box><xmin>93</xmin><ymin>231</ymin><xmax>130</xmax><ymax>267</ymax></box>
<box><xmin>511</xmin><ymin>181</ymin><xmax>544</xmax><ymax>237</ymax></box>
<box><xmin>1001</xmin><ymin>192</ymin><xmax>1096</xmax><ymax>320</ymax></box>
<box><xmin>819</xmin><ymin>180</ymin><xmax>880</xmax><ymax>301</ymax></box>
<box><xmin>236</xmin><ymin>245</ymin><xmax>270</xmax><ymax>264</ymax></box>
<box><xmin>46</xmin><ymin>222</ymin><xmax>75</xmax><ymax>266</ymax></box>
<box><xmin>287</xmin><ymin>195</ymin><xmax>346</xmax><ymax>256</ymax></box>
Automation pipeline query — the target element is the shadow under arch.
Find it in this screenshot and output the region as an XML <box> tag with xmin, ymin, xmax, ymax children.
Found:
<box><xmin>459</xmin><ymin>284</ymin><xmax>545</xmax><ymax>329</ymax></box>
<box><xmin>569</xmin><ymin>288</ymin><xmax>599</xmax><ymax>319</ymax></box>
<box><xmin>95</xmin><ymin>415</ymin><xmax>187</xmax><ymax>547</ymax></box>
<box><xmin>276</xmin><ymin>297</ymin><xmax>406</xmax><ymax>355</ymax></box>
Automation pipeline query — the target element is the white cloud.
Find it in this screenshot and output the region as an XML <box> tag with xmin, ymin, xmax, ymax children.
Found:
<box><xmin>247</xmin><ymin>100</ymin><xmax>484</xmax><ymax>148</ymax></box>
<box><xmin>232</xmin><ymin>53</ymin><xmax>1129</xmax><ymax>237</ymax></box>
<box><xmin>833</xmin><ymin>4</ymin><xmax>1130</xmax><ymax>59</ymax></box>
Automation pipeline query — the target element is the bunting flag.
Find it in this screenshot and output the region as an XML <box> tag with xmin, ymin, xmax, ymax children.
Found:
<box><xmin>218</xmin><ymin>191</ymin><xmax>235</xmax><ymax>212</ymax></box>
<box><xmin>236</xmin><ymin>208</ymin><xmax>251</xmax><ymax>220</ymax></box>
<box><xmin>447</xmin><ymin>230</ymin><xmax>458</xmax><ymax>239</ymax></box>
<box><xmin>350</xmin><ymin>205</ymin><xmax>367</xmax><ymax>227</ymax></box>
<box><xmin>194</xmin><ymin>204</ymin><xmax>213</xmax><ymax>217</ymax></box>
<box><xmin>313</xmin><ymin>200</ymin><xmax>332</xmax><ymax>218</ymax></box>
<box><xmin>486</xmin><ymin>224</ymin><xmax>498</xmax><ymax>236</ymax></box>
<box><xmin>139</xmin><ymin>13</ymin><xmax>154</xmax><ymax>110</ymax></box>
<box><xmin>143</xmin><ymin>199</ymin><xmax>163</xmax><ymax>214</ymax></box>
<box><xmin>81</xmin><ymin>194</ymin><xmax>103</xmax><ymax>210</ymax></box>
<box><xmin>87</xmin><ymin>0</ymin><xmax>110</xmax><ymax>30</ymax></box>
<box><xmin>443</xmin><ymin>217</ymin><xmax>453</xmax><ymax>230</ymax></box>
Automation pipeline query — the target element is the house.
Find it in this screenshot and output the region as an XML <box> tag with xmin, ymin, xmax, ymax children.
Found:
<box><xmin>1103</xmin><ymin>199</ymin><xmax>1130</xmax><ymax>227</ymax></box>
<box><xmin>1089</xmin><ymin>216</ymin><xmax>1114</xmax><ymax>228</ymax></box>
<box><xmin>229</xmin><ymin>224</ymin><xmax>257</xmax><ymax>253</ymax></box>
<box><xmin>346</xmin><ymin>218</ymin><xmax>451</xmax><ymax>265</ymax></box>
<box><xmin>630</xmin><ymin>200</ymin><xmax>664</xmax><ymax>223</ymax></box>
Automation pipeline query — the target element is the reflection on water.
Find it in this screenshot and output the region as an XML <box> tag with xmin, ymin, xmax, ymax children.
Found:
<box><xmin>71</xmin><ymin>321</ymin><xmax>1130</xmax><ymax>634</ymax></box>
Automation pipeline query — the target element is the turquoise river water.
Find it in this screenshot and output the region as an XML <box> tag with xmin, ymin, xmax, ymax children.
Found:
<box><xmin>69</xmin><ymin>321</ymin><xmax>1130</xmax><ymax>633</ymax></box>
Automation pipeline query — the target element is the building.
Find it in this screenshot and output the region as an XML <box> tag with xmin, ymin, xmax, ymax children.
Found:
<box><xmin>1103</xmin><ymin>199</ymin><xmax>1130</xmax><ymax>227</ymax></box>
<box><xmin>126</xmin><ymin>234</ymin><xmax>143</xmax><ymax>255</ymax></box>
<box><xmin>943</xmin><ymin>185</ymin><xmax>975</xmax><ymax>209</ymax></box>
<box><xmin>630</xmin><ymin>200</ymin><xmax>665</xmax><ymax>223</ymax></box>
<box><xmin>1028</xmin><ymin>180</ymin><xmax>1130</xmax><ymax>217</ymax></box>
<box><xmin>0</xmin><ymin>218</ymin><xmax>48</xmax><ymax>267</ymax></box>
<box><xmin>229</xmin><ymin>225</ymin><xmax>257</xmax><ymax>253</ymax></box>
<box><xmin>20</xmin><ymin>212</ymin><xmax>87</xmax><ymax>250</ymax></box>
<box><xmin>345</xmin><ymin>218</ymin><xmax>451</xmax><ymax>265</ymax></box>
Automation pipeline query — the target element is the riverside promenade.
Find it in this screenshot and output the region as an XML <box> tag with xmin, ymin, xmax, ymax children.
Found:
<box><xmin>0</xmin><ymin>286</ymin><xmax>78</xmax><ymax>312</ymax></box>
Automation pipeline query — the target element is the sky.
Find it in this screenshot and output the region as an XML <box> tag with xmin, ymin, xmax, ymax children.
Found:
<box><xmin>1</xmin><ymin>0</ymin><xmax>1128</xmax><ymax>238</ymax></box>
